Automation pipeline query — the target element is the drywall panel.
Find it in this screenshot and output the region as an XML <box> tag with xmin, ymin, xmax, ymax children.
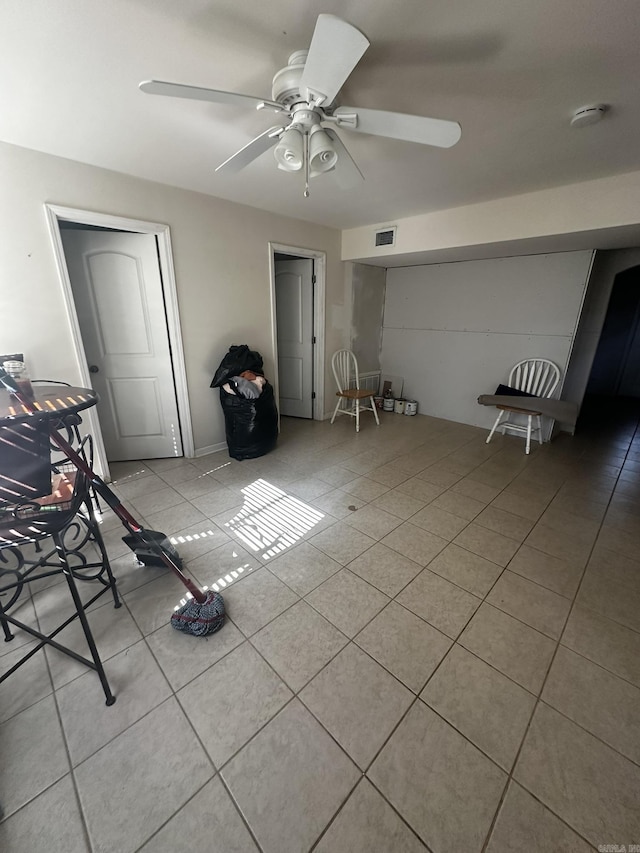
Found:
<box><xmin>382</xmin><ymin>251</ymin><xmax>592</xmax><ymax>431</ymax></box>
<box><xmin>350</xmin><ymin>263</ymin><xmax>386</xmax><ymax>374</ymax></box>
<box><xmin>382</xmin><ymin>329</ymin><xmax>573</xmax><ymax>429</ymax></box>
<box><xmin>384</xmin><ymin>253</ymin><xmax>590</xmax><ymax>335</ymax></box>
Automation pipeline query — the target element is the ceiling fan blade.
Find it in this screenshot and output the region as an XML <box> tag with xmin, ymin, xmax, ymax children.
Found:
<box><xmin>139</xmin><ymin>80</ymin><xmax>284</xmax><ymax>112</ymax></box>
<box><xmin>215</xmin><ymin>126</ymin><xmax>284</xmax><ymax>174</ymax></box>
<box><xmin>334</xmin><ymin>106</ymin><xmax>462</xmax><ymax>148</ymax></box>
<box><xmin>323</xmin><ymin>129</ymin><xmax>364</xmax><ymax>188</ymax></box>
<box><xmin>300</xmin><ymin>15</ymin><xmax>369</xmax><ymax>107</ymax></box>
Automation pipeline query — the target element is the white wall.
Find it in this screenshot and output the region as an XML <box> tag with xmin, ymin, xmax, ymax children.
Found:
<box><xmin>0</xmin><ymin>142</ymin><xmax>343</xmax><ymax>454</ymax></box>
<box><xmin>382</xmin><ymin>251</ymin><xmax>593</xmax><ymax>429</ymax></box>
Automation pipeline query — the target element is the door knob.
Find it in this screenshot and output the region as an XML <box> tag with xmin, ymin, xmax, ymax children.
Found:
<box><xmin>89</xmin><ymin>365</ymin><xmax>99</xmax><ymax>374</ymax></box>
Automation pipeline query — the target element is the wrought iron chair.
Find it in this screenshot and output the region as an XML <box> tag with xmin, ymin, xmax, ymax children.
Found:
<box><xmin>485</xmin><ymin>358</ymin><xmax>561</xmax><ymax>454</ymax></box>
<box><xmin>330</xmin><ymin>349</ymin><xmax>380</xmax><ymax>433</ymax></box>
<box><xmin>32</xmin><ymin>378</ymin><xmax>103</xmax><ymax>513</ymax></box>
<box><xmin>0</xmin><ymin>417</ymin><xmax>120</xmax><ymax>705</ymax></box>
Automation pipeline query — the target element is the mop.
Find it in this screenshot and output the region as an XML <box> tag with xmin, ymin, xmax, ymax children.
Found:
<box><xmin>0</xmin><ymin>369</ymin><xmax>225</xmax><ymax>636</ymax></box>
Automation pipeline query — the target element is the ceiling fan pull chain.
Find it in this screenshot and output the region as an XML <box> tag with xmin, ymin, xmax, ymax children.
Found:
<box><xmin>304</xmin><ymin>132</ymin><xmax>310</xmax><ymax>198</ymax></box>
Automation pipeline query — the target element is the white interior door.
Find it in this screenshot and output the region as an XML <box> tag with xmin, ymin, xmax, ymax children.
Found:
<box><xmin>61</xmin><ymin>229</ymin><xmax>183</xmax><ymax>461</ymax></box>
<box><xmin>275</xmin><ymin>258</ymin><xmax>314</xmax><ymax>418</ymax></box>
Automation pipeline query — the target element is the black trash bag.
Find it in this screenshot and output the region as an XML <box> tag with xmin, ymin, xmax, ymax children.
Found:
<box><xmin>220</xmin><ymin>381</ymin><xmax>278</xmax><ymax>460</ymax></box>
<box><xmin>210</xmin><ymin>345</ymin><xmax>264</xmax><ymax>388</ymax></box>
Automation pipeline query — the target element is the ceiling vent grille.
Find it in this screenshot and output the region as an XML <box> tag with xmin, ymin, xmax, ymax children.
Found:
<box><xmin>374</xmin><ymin>227</ymin><xmax>396</xmax><ymax>247</ymax></box>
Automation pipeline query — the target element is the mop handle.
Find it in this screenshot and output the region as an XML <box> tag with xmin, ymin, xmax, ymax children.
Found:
<box><xmin>0</xmin><ymin>372</ymin><xmax>206</xmax><ymax>604</ymax></box>
<box><xmin>49</xmin><ymin>434</ymin><xmax>207</xmax><ymax>604</ymax></box>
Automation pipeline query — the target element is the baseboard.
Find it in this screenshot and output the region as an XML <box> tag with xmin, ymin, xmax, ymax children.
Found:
<box><xmin>194</xmin><ymin>441</ymin><xmax>227</xmax><ymax>457</ymax></box>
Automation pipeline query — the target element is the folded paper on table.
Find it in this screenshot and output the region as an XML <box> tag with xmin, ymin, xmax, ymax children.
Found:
<box><xmin>477</xmin><ymin>394</ymin><xmax>579</xmax><ymax>427</ymax></box>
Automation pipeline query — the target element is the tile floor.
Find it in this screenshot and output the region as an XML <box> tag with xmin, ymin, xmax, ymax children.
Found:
<box><xmin>2</xmin><ymin>404</ymin><xmax>640</xmax><ymax>852</ymax></box>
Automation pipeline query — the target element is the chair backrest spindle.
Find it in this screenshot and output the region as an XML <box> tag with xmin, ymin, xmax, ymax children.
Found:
<box><xmin>508</xmin><ymin>358</ymin><xmax>560</xmax><ymax>399</ymax></box>
<box><xmin>332</xmin><ymin>349</ymin><xmax>360</xmax><ymax>393</ymax></box>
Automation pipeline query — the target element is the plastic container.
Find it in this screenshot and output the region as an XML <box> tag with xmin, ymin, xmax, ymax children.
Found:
<box><xmin>3</xmin><ymin>360</ymin><xmax>34</xmax><ymax>398</ymax></box>
<box><xmin>394</xmin><ymin>398</ymin><xmax>406</xmax><ymax>414</ymax></box>
<box><xmin>404</xmin><ymin>400</ymin><xmax>418</xmax><ymax>416</ymax></box>
<box><xmin>373</xmin><ymin>396</ymin><xmax>384</xmax><ymax>410</ymax></box>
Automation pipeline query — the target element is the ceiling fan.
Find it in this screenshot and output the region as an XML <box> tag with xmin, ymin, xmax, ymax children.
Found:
<box><xmin>140</xmin><ymin>14</ymin><xmax>461</xmax><ymax>197</ymax></box>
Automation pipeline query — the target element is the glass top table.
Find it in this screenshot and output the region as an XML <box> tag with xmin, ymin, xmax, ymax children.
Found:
<box><xmin>0</xmin><ymin>385</ymin><xmax>99</xmax><ymax>424</ymax></box>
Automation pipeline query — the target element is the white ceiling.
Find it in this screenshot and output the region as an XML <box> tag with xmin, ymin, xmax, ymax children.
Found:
<box><xmin>3</xmin><ymin>0</ymin><xmax>640</xmax><ymax>230</ymax></box>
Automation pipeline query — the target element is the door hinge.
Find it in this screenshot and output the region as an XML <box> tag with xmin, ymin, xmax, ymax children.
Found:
<box><xmin>312</xmin><ymin>275</ymin><xmax>317</xmax><ymax>284</ymax></box>
<box><xmin>312</xmin><ymin>392</ymin><xmax>316</xmax><ymax>399</ymax></box>
<box><xmin>312</xmin><ymin>336</ymin><xmax>316</xmax><ymax>344</ymax></box>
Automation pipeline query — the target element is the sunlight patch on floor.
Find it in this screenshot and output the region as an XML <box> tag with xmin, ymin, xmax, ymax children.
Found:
<box><xmin>222</xmin><ymin>478</ymin><xmax>324</xmax><ymax>560</ymax></box>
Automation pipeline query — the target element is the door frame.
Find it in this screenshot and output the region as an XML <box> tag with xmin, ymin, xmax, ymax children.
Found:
<box><xmin>268</xmin><ymin>243</ymin><xmax>325</xmax><ymax>420</ymax></box>
<box><xmin>44</xmin><ymin>203</ymin><xmax>194</xmax><ymax>479</ymax></box>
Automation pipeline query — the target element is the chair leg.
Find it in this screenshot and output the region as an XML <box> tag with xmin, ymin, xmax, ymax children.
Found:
<box><xmin>486</xmin><ymin>411</ymin><xmax>505</xmax><ymax>444</ymax></box>
<box><xmin>81</xmin><ymin>502</ymin><xmax>122</xmax><ymax>610</ymax></box>
<box><xmin>54</xmin><ymin>530</ymin><xmax>116</xmax><ymax>706</ymax></box>
<box><xmin>1</xmin><ymin>547</ymin><xmax>21</xmax><ymax>642</ymax></box>
<box><xmin>536</xmin><ymin>415</ymin><xmax>543</xmax><ymax>445</ymax></box>
<box><xmin>355</xmin><ymin>398</ymin><xmax>360</xmax><ymax>432</ymax></box>
<box><xmin>370</xmin><ymin>396</ymin><xmax>380</xmax><ymax>426</ymax></box>
<box><xmin>330</xmin><ymin>398</ymin><xmax>342</xmax><ymax>424</ymax></box>
<box><xmin>525</xmin><ymin>415</ymin><xmax>532</xmax><ymax>454</ymax></box>
<box><xmin>1</xmin><ymin>604</ymin><xmax>13</xmax><ymax>642</ymax></box>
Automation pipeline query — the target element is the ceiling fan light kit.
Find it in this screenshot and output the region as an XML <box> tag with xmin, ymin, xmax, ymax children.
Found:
<box><xmin>140</xmin><ymin>14</ymin><xmax>462</xmax><ymax>197</ymax></box>
<box><xmin>308</xmin><ymin>125</ymin><xmax>338</xmax><ymax>176</ymax></box>
<box><xmin>274</xmin><ymin>127</ymin><xmax>304</xmax><ymax>171</ymax></box>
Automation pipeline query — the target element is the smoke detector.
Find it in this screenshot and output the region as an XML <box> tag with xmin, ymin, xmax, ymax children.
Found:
<box><xmin>570</xmin><ymin>105</ymin><xmax>608</xmax><ymax>128</ymax></box>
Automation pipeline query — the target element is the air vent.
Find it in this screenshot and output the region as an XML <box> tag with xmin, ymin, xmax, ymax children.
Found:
<box><xmin>375</xmin><ymin>227</ymin><xmax>396</xmax><ymax>247</ymax></box>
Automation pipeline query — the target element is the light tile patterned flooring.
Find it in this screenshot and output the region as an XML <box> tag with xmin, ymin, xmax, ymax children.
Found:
<box><xmin>2</xmin><ymin>406</ymin><xmax>640</xmax><ymax>852</ymax></box>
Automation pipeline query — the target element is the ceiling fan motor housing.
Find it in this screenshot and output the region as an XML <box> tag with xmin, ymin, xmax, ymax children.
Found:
<box><xmin>272</xmin><ymin>51</ymin><xmax>309</xmax><ymax>107</ymax></box>
<box><xmin>289</xmin><ymin>107</ymin><xmax>322</xmax><ymax>132</ymax></box>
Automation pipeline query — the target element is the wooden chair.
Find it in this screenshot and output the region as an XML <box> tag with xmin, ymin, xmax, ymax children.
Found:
<box><xmin>485</xmin><ymin>358</ymin><xmax>561</xmax><ymax>454</ymax></box>
<box><xmin>330</xmin><ymin>350</ymin><xmax>380</xmax><ymax>433</ymax></box>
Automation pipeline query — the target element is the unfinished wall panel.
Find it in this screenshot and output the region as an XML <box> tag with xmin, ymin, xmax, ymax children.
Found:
<box><xmin>350</xmin><ymin>263</ymin><xmax>386</xmax><ymax>374</ymax></box>
<box><xmin>382</xmin><ymin>251</ymin><xmax>593</xmax><ymax>429</ymax></box>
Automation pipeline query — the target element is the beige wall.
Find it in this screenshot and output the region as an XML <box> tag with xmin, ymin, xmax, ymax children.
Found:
<box><xmin>0</xmin><ymin>142</ymin><xmax>343</xmax><ymax>454</ymax></box>
<box><xmin>342</xmin><ymin>170</ymin><xmax>640</xmax><ymax>265</ymax></box>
